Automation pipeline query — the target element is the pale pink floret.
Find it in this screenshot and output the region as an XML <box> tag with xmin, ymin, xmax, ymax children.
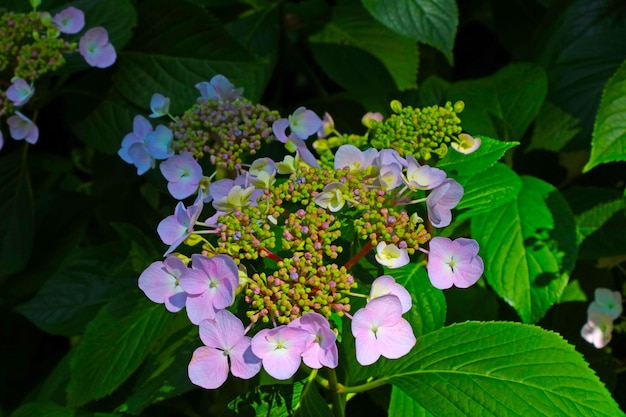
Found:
<box><xmin>404</xmin><ymin>155</ymin><xmax>446</xmax><ymax>191</ymax></box>
<box><xmin>251</xmin><ymin>325</ymin><xmax>311</xmax><ymax>380</ymax></box>
<box><xmin>369</xmin><ymin>275</ymin><xmax>412</xmax><ymax>314</ymax></box>
<box><xmin>138</xmin><ymin>256</ymin><xmax>188</xmax><ymax>312</ymax></box>
<box><xmin>178</xmin><ymin>254</ymin><xmax>239</xmax><ymax>324</ymax></box>
<box><xmin>581</xmin><ymin>311</ymin><xmax>614</xmax><ymax>349</ymax></box>
<box><xmin>52</xmin><ymin>6</ymin><xmax>85</xmax><ymax>34</ymax></box>
<box><xmin>188</xmin><ymin>310</ymin><xmax>261</xmax><ymax>389</ymax></box>
<box><xmin>157</xmin><ymin>192</ymin><xmax>204</xmax><ymax>256</ymax></box>
<box><xmin>427</xmin><ymin>237</ymin><xmax>483</xmax><ymax>290</ymax></box>
<box><xmin>351</xmin><ymin>295</ymin><xmax>416</xmax><ymax>366</ymax></box>
<box><xmin>426</xmin><ymin>178</ymin><xmax>464</xmax><ymax>228</ymax></box>
<box><xmin>289</xmin><ymin>313</ymin><xmax>338</xmax><ymax>369</ymax></box>
<box><xmin>334</xmin><ymin>145</ymin><xmax>378</xmax><ymax>171</ymax></box>
<box><xmin>375</xmin><ymin>242</ymin><xmax>410</xmax><ymax>269</ymax></box>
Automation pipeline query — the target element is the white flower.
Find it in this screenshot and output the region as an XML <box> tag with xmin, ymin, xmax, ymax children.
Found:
<box><xmin>374</xmin><ymin>242</ymin><xmax>409</xmax><ymax>269</ymax></box>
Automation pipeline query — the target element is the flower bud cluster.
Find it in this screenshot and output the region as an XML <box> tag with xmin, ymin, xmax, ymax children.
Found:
<box><xmin>369</xmin><ymin>100</ymin><xmax>464</xmax><ymax>161</ymax></box>
<box><xmin>1</xmin><ymin>5</ymin><xmax>116</xmax><ymax>150</ymax></box>
<box><xmin>170</xmin><ymin>98</ymin><xmax>280</xmax><ymax>170</ymax></box>
<box><xmin>354</xmin><ymin>207</ymin><xmax>429</xmax><ymax>252</ymax></box>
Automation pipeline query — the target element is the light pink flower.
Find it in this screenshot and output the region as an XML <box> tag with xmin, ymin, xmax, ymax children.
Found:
<box><xmin>451</xmin><ymin>133</ymin><xmax>481</xmax><ymax>154</ymax></box>
<box><xmin>138</xmin><ymin>256</ymin><xmax>188</xmax><ymax>312</ymax></box>
<box><xmin>351</xmin><ymin>295</ymin><xmax>416</xmax><ymax>366</ymax></box>
<box><xmin>178</xmin><ymin>254</ymin><xmax>239</xmax><ymax>324</ymax></box>
<box><xmin>188</xmin><ymin>310</ymin><xmax>261</xmax><ymax>389</ymax></box>
<box><xmin>404</xmin><ymin>155</ymin><xmax>446</xmax><ymax>191</ymax></box>
<box><xmin>427</xmin><ymin>237</ymin><xmax>483</xmax><ymax>290</ymax></box>
<box><xmin>426</xmin><ymin>178</ymin><xmax>463</xmax><ymax>228</ymax></box>
<box><xmin>289</xmin><ymin>313</ymin><xmax>338</xmax><ymax>369</ymax></box>
<box><xmin>7</xmin><ymin>112</ymin><xmax>38</xmax><ymax>144</ymax></box>
<box><xmin>251</xmin><ymin>325</ymin><xmax>311</xmax><ymax>380</ymax></box>
<box><xmin>160</xmin><ymin>152</ymin><xmax>203</xmax><ymax>200</ymax></box>
<box><xmin>581</xmin><ymin>311</ymin><xmax>614</xmax><ymax>349</ymax></box>
<box><xmin>157</xmin><ymin>192</ymin><xmax>204</xmax><ymax>256</ymax></box>
<box><xmin>369</xmin><ymin>275</ymin><xmax>412</xmax><ymax>313</ymax></box>
<box><xmin>334</xmin><ymin>145</ymin><xmax>378</xmax><ymax>171</ymax></box>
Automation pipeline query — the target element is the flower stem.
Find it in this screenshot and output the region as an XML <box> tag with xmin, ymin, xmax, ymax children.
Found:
<box><xmin>327</xmin><ymin>368</ymin><xmax>346</xmax><ymax>417</ymax></box>
<box><xmin>344</xmin><ymin>241</ymin><xmax>373</xmax><ymax>270</ymax></box>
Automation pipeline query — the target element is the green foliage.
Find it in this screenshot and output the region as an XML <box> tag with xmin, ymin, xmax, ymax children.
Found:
<box><xmin>584</xmin><ymin>59</ymin><xmax>626</xmax><ymax>172</ymax></box>
<box><xmin>381</xmin><ymin>322</ymin><xmax>624</xmax><ymax>416</ymax></box>
<box><xmin>437</xmin><ymin>135</ymin><xmax>518</xmax><ymax>176</ymax></box>
<box><xmin>67</xmin><ymin>293</ymin><xmax>171</xmax><ymax>407</ymax></box>
<box><xmin>472</xmin><ymin>177</ymin><xmax>578</xmax><ymax>323</ymax></box>
<box><xmin>361</xmin><ymin>0</ymin><xmax>458</xmax><ymax>63</ymax></box>
<box><xmin>309</xmin><ymin>2</ymin><xmax>418</xmax><ymax>91</ymax></box>
<box><xmin>447</xmin><ymin>63</ymin><xmax>548</xmax><ymax>141</ymax></box>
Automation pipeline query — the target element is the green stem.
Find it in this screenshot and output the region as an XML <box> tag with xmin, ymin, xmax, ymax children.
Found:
<box><xmin>327</xmin><ymin>368</ymin><xmax>345</xmax><ymax>417</ymax></box>
<box><xmin>336</xmin><ymin>378</ymin><xmax>389</xmax><ymax>394</ymax></box>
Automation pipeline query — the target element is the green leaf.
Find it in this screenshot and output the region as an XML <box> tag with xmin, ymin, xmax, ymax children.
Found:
<box><xmin>227</xmin><ymin>382</ymin><xmax>310</xmax><ymax>417</ymax></box>
<box><xmin>447</xmin><ymin>63</ymin><xmax>548</xmax><ymax>141</ymax></box>
<box><xmin>472</xmin><ymin>177</ymin><xmax>578</xmax><ymax>323</ymax></box>
<box><xmin>15</xmin><ymin>258</ymin><xmax>121</xmax><ymax>336</ymax></box>
<box><xmin>295</xmin><ymin>384</ymin><xmax>333</xmax><ymax>417</ymax></box>
<box><xmin>387</xmin><ymin>263</ymin><xmax>446</xmax><ymax>337</ymax></box>
<box><xmin>584</xmin><ymin>59</ymin><xmax>626</xmax><ymax>172</ymax></box>
<box><xmin>444</xmin><ymin>286</ymin><xmax>499</xmax><ymax>323</ymax></box>
<box><xmin>69</xmin><ymin>91</ymin><xmax>139</xmax><ymax>155</ymax></box>
<box><xmin>563</xmin><ymin>187</ymin><xmax>626</xmax><ymax>259</ymax></box>
<box><xmin>115</xmin><ymin>0</ymin><xmax>268</xmax><ymax>108</ymax></box>
<box><xmin>380</xmin><ymin>321</ymin><xmax>623</xmax><ymax>417</ymax></box>
<box><xmin>388</xmin><ymin>386</ymin><xmax>433</xmax><ymax>417</ymax></box>
<box><xmin>309</xmin><ymin>3</ymin><xmax>418</xmax><ymax>91</ymax></box>
<box><xmin>0</xmin><ymin>149</ymin><xmax>34</xmax><ymax>278</ymax></box>
<box><xmin>455</xmin><ymin>163</ymin><xmax>523</xmax><ymax>220</ymax></box>
<box><xmin>9</xmin><ymin>401</ymin><xmax>119</xmax><ymax>417</ymax></box>
<box><xmin>119</xmin><ymin>315</ymin><xmax>196</xmax><ymax>414</ymax></box>
<box><xmin>526</xmin><ymin>101</ymin><xmax>581</xmax><ymax>153</ymax></box>
<box><xmin>436</xmin><ymin>136</ymin><xmax>519</xmax><ymax>177</ymax></box>
<box><xmin>67</xmin><ymin>293</ymin><xmax>171</xmax><ymax>407</ymax></box>
<box><xmin>361</xmin><ymin>0</ymin><xmax>457</xmax><ymax>63</ymax></box>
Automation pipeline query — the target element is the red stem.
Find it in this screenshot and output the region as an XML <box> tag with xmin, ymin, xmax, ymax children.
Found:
<box><xmin>343</xmin><ymin>241</ymin><xmax>373</xmax><ymax>270</ymax></box>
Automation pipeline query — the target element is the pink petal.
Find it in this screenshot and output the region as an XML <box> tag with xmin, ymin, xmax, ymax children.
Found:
<box><xmin>374</xmin><ymin>318</ymin><xmax>416</xmax><ymax>359</ymax></box>
<box><xmin>199</xmin><ymin>310</ymin><xmax>244</xmax><ymax>349</ymax></box>
<box><xmin>229</xmin><ymin>339</ymin><xmax>262</xmax><ymax>379</ymax></box>
<box><xmin>188</xmin><ymin>346</ymin><xmax>229</xmax><ymax>389</ymax></box>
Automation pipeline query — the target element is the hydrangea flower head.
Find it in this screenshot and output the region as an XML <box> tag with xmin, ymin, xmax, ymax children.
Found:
<box><xmin>375</xmin><ymin>242</ymin><xmax>410</xmax><ymax>269</ymax></box>
<box><xmin>79</xmin><ymin>27</ymin><xmax>117</xmax><ymax>68</ymax></box>
<box><xmin>588</xmin><ymin>288</ymin><xmax>623</xmax><ymax>320</ymax></box>
<box><xmin>6</xmin><ymin>78</ymin><xmax>34</xmax><ymax>107</ymax></box>
<box><xmin>581</xmin><ymin>311</ymin><xmax>614</xmax><ymax>349</ymax></box>
<box><xmin>188</xmin><ymin>310</ymin><xmax>261</xmax><ymax>389</ymax></box>
<box><xmin>250</xmin><ymin>325</ymin><xmax>311</xmax><ymax>380</ymax></box>
<box><xmin>7</xmin><ymin>112</ymin><xmax>38</xmax><ymax>144</ymax></box>
<box><xmin>351</xmin><ymin>295</ymin><xmax>416</xmax><ymax>366</ymax></box>
<box><xmin>52</xmin><ymin>6</ymin><xmax>85</xmax><ymax>34</ymax></box>
<box><xmin>138</xmin><ymin>256</ymin><xmax>188</xmax><ymax>312</ymax></box>
<box><xmin>160</xmin><ymin>152</ymin><xmax>203</xmax><ymax>200</ymax></box>
<box><xmin>195</xmin><ymin>75</ymin><xmax>243</xmax><ymax>103</ymax></box>
<box><xmin>178</xmin><ymin>254</ymin><xmax>239</xmax><ymax>324</ymax></box>
<box><xmin>427</xmin><ymin>237</ymin><xmax>483</xmax><ymax>290</ymax></box>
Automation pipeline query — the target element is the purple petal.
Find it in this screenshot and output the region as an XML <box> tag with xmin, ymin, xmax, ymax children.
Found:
<box><xmin>199</xmin><ymin>310</ymin><xmax>244</xmax><ymax>349</ymax></box>
<box><xmin>289</xmin><ymin>107</ymin><xmax>322</xmax><ymax>140</ymax></box>
<box><xmin>185</xmin><ymin>292</ymin><xmax>218</xmax><ymax>324</ymax></box>
<box><xmin>272</xmin><ymin>118</ymin><xmax>290</xmax><ymax>143</ymax></box>
<box><xmin>374</xmin><ymin>318</ymin><xmax>416</xmax><ymax>359</ymax></box>
<box><xmin>149</xmin><ymin>93</ymin><xmax>170</xmax><ymax>118</ymax></box>
<box><xmin>79</xmin><ymin>27</ymin><xmax>116</xmax><ymax>68</ymax></box>
<box><xmin>6</xmin><ymin>78</ymin><xmax>34</xmax><ymax>107</ymax></box>
<box><xmin>52</xmin><ymin>6</ymin><xmax>85</xmax><ymax>34</ymax></box>
<box><xmin>294</xmin><ymin>137</ymin><xmax>320</xmax><ymax>168</ymax></box>
<box><xmin>229</xmin><ymin>340</ymin><xmax>262</xmax><ymax>379</ymax></box>
<box><xmin>145</xmin><ymin>125</ymin><xmax>173</xmax><ymax>160</ymax></box>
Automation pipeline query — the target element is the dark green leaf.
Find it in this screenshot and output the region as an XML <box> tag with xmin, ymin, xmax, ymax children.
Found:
<box><xmin>526</xmin><ymin>101</ymin><xmax>581</xmax><ymax>153</ymax></box>
<box><xmin>388</xmin><ymin>386</ymin><xmax>433</xmax><ymax>417</ymax></box>
<box><xmin>361</xmin><ymin>0</ymin><xmax>457</xmax><ymax>63</ymax></box>
<box><xmin>472</xmin><ymin>177</ymin><xmax>578</xmax><ymax>323</ymax></box>
<box><xmin>447</xmin><ymin>63</ymin><xmax>548</xmax><ymax>141</ymax></box>
<box><xmin>67</xmin><ymin>293</ymin><xmax>171</xmax><ymax>406</ymax></box>
<box><xmin>309</xmin><ymin>3</ymin><xmax>418</xmax><ymax>91</ymax></box>
<box><xmin>0</xmin><ymin>149</ymin><xmax>34</xmax><ymax>278</ymax></box>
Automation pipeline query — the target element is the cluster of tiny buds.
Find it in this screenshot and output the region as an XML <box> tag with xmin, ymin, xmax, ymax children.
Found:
<box><xmin>369</xmin><ymin>100</ymin><xmax>465</xmax><ymax>161</ymax></box>
<box><xmin>245</xmin><ymin>257</ymin><xmax>355</xmax><ymax>325</ymax></box>
<box><xmin>355</xmin><ymin>207</ymin><xmax>430</xmax><ymax>252</ymax></box>
<box><xmin>170</xmin><ymin>97</ymin><xmax>280</xmax><ymax>170</ymax></box>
